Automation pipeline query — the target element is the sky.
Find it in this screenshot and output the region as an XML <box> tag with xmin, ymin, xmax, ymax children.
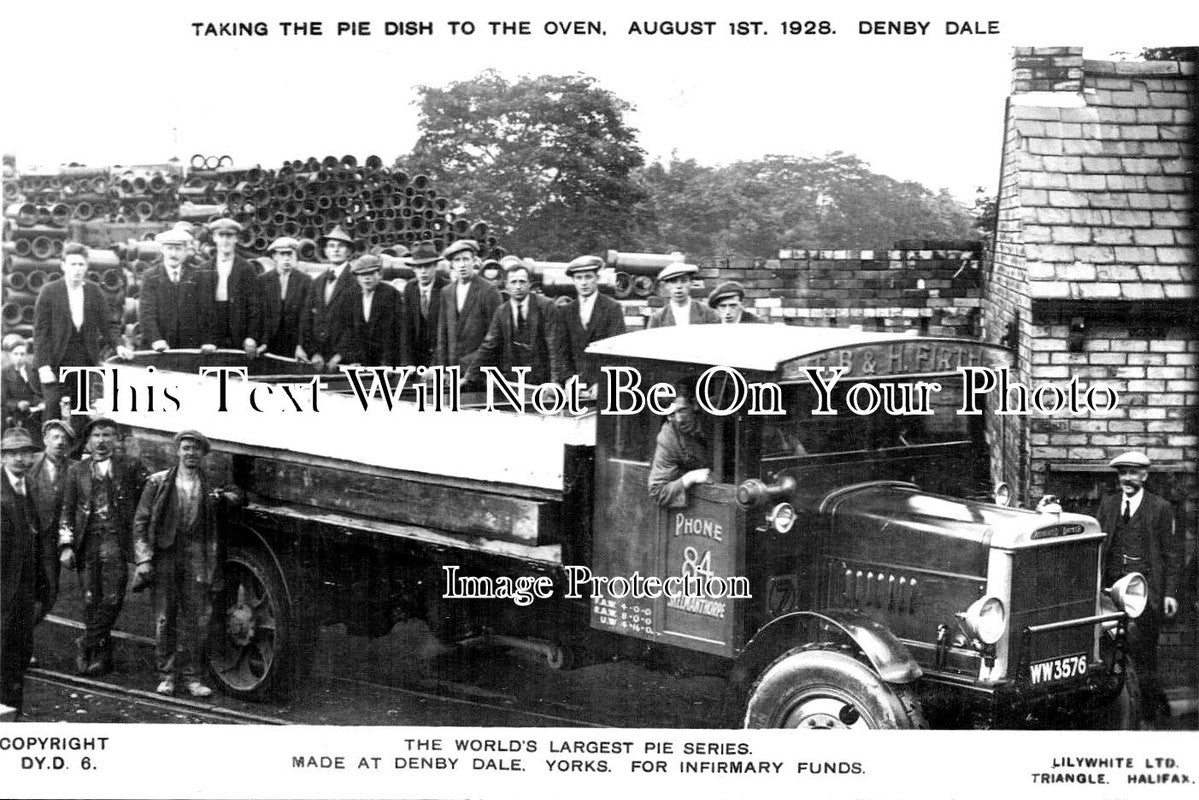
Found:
<box><xmin>2</xmin><ymin>0</ymin><xmax>1193</xmax><ymax>202</ymax></box>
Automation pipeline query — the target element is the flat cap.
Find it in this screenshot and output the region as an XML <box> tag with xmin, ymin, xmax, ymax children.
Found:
<box><xmin>708</xmin><ymin>281</ymin><xmax>746</xmax><ymax>308</ymax></box>
<box><xmin>206</xmin><ymin>217</ymin><xmax>243</xmax><ymax>233</ymax></box>
<box><xmin>1109</xmin><ymin>451</ymin><xmax>1151</xmax><ymax>469</ymax></box>
<box><xmin>351</xmin><ymin>254</ymin><xmax>383</xmax><ymax>274</ymax></box>
<box><xmin>41</xmin><ymin>419</ymin><xmax>75</xmax><ymax>440</ymax></box>
<box><xmin>81</xmin><ymin>416</ymin><xmax>122</xmax><ymax>440</ymax></box>
<box><xmin>499</xmin><ymin>255</ymin><xmax>525</xmax><ymax>269</ymax></box>
<box><xmin>441</xmin><ymin>239</ymin><xmax>480</xmax><ymax>260</ymax></box>
<box><xmin>1</xmin><ymin>427</ymin><xmax>38</xmax><ymax>452</ymax></box>
<box><xmin>406</xmin><ymin>241</ymin><xmax>441</xmax><ymax>266</ymax></box>
<box><xmin>173</xmin><ymin>429</ymin><xmax>211</xmax><ymax>453</ymax></box>
<box><xmin>566</xmin><ymin>255</ymin><xmax>604</xmax><ymax>276</ymax></box>
<box><xmin>154</xmin><ymin>228</ymin><xmax>193</xmax><ymax>245</ymax></box>
<box><xmin>267</xmin><ymin>236</ymin><xmax>300</xmax><ymax>253</ymax></box>
<box><xmin>657</xmin><ymin>262</ymin><xmax>699</xmax><ymax>283</ymax></box>
<box><xmin>320</xmin><ymin>225</ymin><xmax>356</xmax><ymax>246</ymax></box>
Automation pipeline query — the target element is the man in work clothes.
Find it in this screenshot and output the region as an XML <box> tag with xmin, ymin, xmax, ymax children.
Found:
<box><xmin>300</xmin><ymin>225</ymin><xmax>359</xmax><ymax>372</ymax></box>
<box><xmin>647</xmin><ymin>262</ymin><xmax>717</xmax><ymax>328</ymax></box>
<box><xmin>133</xmin><ymin>430</ymin><xmax>240</xmax><ymax>698</ymax></box>
<box><xmin>254</xmin><ymin>237</ymin><xmax>313</xmax><ymax>359</ymax></box>
<box><xmin>200</xmin><ymin>218</ymin><xmax>260</xmax><ymax>357</ymax></box>
<box><xmin>1095</xmin><ymin>451</ymin><xmax>1181</xmax><ymax>729</ymax></box>
<box><xmin>463</xmin><ymin>261</ymin><xmax>567</xmax><ymax>388</ymax></box>
<box><xmin>343</xmin><ymin>255</ymin><xmax>403</xmax><ymax>368</ymax></box>
<box><xmin>560</xmin><ymin>256</ymin><xmax>626</xmax><ymax>395</ymax></box>
<box><xmin>1</xmin><ymin>428</ymin><xmax>52</xmax><ymax>718</ymax></box>
<box><xmin>647</xmin><ymin>383</ymin><xmax>711</xmax><ymax>508</ymax></box>
<box><xmin>399</xmin><ymin>242</ymin><xmax>446</xmax><ymax>369</ymax></box>
<box><xmin>26</xmin><ymin>419</ymin><xmax>77</xmax><ymax>623</ymax></box>
<box><xmin>435</xmin><ymin>239</ymin><xmax>502</xmax><ymax>386</ymax></box>
<box><xmin>708</xmin><ymin>281</ymin><xmax>761</xmax><ymax>324</ymax></box>
<box><xmin>138</xmin><ymin>228</ymin><xmax>212</xmax><ymax>351</ymax></box>
<box><xmin>1</xmin><ymin>336</ymin><xmax>43</xmax><ymax>438</ymax></box>
<box><xmin>57</xmin><ymin>418</ymin><xmax>150</xmax><ymax>675</ymax></box>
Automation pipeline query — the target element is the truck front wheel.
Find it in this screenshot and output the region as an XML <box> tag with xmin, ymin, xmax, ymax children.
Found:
<box><xmin>744</xmin><ymin>648</ymin><xmax>927</xmax><ymax>729</ymax></box>
<box><xmin>208</xmin><ymin>545</ymin><xmax>317</xmax><ymax>701</ymax></box>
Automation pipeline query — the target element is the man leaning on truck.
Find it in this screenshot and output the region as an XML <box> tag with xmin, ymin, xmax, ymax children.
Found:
<box><xmin>647</xmin><ymin>383</ymin><xmax>711</xmax><ymax>508</ymax></box>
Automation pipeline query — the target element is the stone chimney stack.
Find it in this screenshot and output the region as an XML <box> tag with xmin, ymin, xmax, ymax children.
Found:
<box><xmin>1012</xmin><ymin>46</ymin><xmax>1084</xmax><ymax>93</ymax></box>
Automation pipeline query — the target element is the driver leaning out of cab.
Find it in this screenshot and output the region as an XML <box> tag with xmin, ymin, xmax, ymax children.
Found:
<box><xmin>647</xmin><ymin>382</ymin><xmax>711</xmax><ymax>508</ymax></box>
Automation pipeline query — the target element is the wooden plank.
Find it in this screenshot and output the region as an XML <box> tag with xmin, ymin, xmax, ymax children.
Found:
<box><xmin>251</xmin><ymin>459</ymin><xmax>560</xmax><ymax>546</ymax></box>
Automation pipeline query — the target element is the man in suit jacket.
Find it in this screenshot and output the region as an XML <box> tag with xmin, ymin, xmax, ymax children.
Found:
<box><xmin>255</xmin><ymin>237</ymin><xmax>313</xmax><ymax>358</ymax></box>
<box><xmin>435</xmin><ymin>239</ymin><xmax>502</xmax><ymax>386</ymax></box>
<box><xmin>301</xmin><ymin>225</ymin><xmax>359</xmax><ymax>371</ymax></box>
<box><xmin>464</xmin><ymin>261</ymin><xmax>567</xmax><ymax>389</ymax></box>
<box><xmin>647</xmin><ymin>262</ymin><xmax>718</xmax><ymax>328</ymax></box>
<box><xmin>138</xmin><ymin>228</ymin><xmax>211</xmax><ymax>351</ymax></box>
<box><xmin>1</xmin><ymin>428</ymin><xmax>51</xmax><ymax>718</ymax></box>
<box><xmin>399</xmin><ymin>242</ymin><xmax>447</xmax><ymax>368</ymax></box>
<box><xmin>1</xmin><ymin>337</ymin><xmax>43</xmax><ymax>436</ymax></box>
<box><xmin>560</xmin><ymin>256</ymin><xmax>627</xmax><ymax>393</ymax></box>
<box><xmin>58</xmin><ymin>418</ymin><xmax>150</xmax><ymax>676</ymax></box>
<box><xmin>1095</xmin><ymin>451</ymin><xmax>1181</xmax><ymax>728</ymax></box>
<box><xmin>199</xmin><ymin>218</ymin><xmax>260</xmax><ymax>356</ymax></box>
<box><xmin>342</xmin><ymin>255</ymin><xmax>403</xmax><ymax>367</ymax></box>
<box><xmin>708</xmin><ymin>281</ymin><xmax>761</xmax><ymax>324</ymax></box>
<box><xmin>33</xmin><ymin>243</ymin><xmax>132</xmax><ymax>427</ymax></box>
<box><xmin>26</xmin><ymin>419</ymin><xmax>76</xmax><ymax>623</ymax></box>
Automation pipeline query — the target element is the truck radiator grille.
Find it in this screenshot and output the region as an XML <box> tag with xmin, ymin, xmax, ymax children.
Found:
<box><xmin>1008</xmin><ymin>542</ymin><xmax>1100</xmax><ymax>667</ymax></box>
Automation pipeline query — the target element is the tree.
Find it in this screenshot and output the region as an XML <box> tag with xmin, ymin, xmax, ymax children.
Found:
<box><xmin>402</xmin><ymin>71</ymin><xmax>648</xmax><ymax>259</ymax></box>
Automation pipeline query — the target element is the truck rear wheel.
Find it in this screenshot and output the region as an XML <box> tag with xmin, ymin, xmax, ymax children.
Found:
<box><xmin>208</xmin><ymin>545</ymin><xmax>317</xmax><ymax>701</ymax></box>
<box><xmin>744</xmin><ymin>647</ymin><xmax>926</xmax><ymax>729</ymax></box>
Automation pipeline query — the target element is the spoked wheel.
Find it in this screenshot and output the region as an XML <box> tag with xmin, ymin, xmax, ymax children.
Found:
<box><xmin>744</xmin><ymin>648</ymin><xmax>926</xmax><ymax>730</ymax></box>
<box><xmin>209</xmin><ymin>545</ymin><xmax>315</xmax><ymax>701</ymax></box>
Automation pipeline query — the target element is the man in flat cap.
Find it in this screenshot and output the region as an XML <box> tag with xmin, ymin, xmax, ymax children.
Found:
<box><xmin>1095</xmin><ymin>451</ymin><xmax>1181</xmax><ymax>728</ymax></box>
<box><xmin>463</xmin><ymin>259</ymin><xmax>567</xmax><ymax>389</ymax></box>
<box><xmin>647</xmin><ymin>382</ymin><xmax>711</xmax><ymax>508</ymax></box>
<box><xmin>647</xmin><ymin>262</ymin><xmax>717</xmax><ymax>328</ymax></box>
<box><xmin>708</xmin><ymin>281</ymin><xmax>760</xmax><ymax>324</ymax></box>
<box><xmin>133</xmin><ymin>429</ymin><xmax>242</xmax><ymax>697</ymax></box>
<box><xmin>560</xmin><ymin>256</ymin><xmax>626</xmax><ymax>395</ymax></box>
<box><xmin>26</xmin><ymin>419</ymin><xmax>78</xmax><ymax>624</ymax></box>
<box><xmin>34</xmin><ymin>243</ymin><xmax>131</xmax><ymax>429</ymax></box>
<box><xmin>58</xmin><ymin>418</ymin><xmax>150</xmax><ymax>676</ymax></box>
<box><xmin>343</xmin><ymin>255</ymin><xmax>403</xmax><ymax>368</ymax></box>
<box><xmin>139</xmin><ymin>229</ymin><xmax>213</xmax><ymax>352</ymax></box>
<box><xmin>255</xmin><ymin>237</ymin><xmax>313</xmax><ymax>359</ymax></box>
<box><xmin>399</xmin><ymin>242</ymin><xmax>447</xmax><ymax>369</ymax></box>
<box><xmin>300</xmin><ymin>225</ymin><xmax>359</xmax><ymax>371</ymax></box>
<box><xmin>200</xmin><ymin>218</ymin><xmax>260</xmax><ymax>358</ymax></box>
<box><xmin>435</xmin><ymin>240</ymin><xmax>502</xmax><ymax>387</ymax></box>
<box><xmin>1</xmin><ymin>336</ymin><xmax>43</xmax><ymax>439</ymax></box>
<box><xmin>1</xmin><ymin>428</ymin><xmax>52</xmax><ymax>718</ymax></box>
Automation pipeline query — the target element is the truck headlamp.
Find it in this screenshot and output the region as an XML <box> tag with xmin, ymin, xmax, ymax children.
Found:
<box><xmin>767</xmin><ymin>503</ymin><xmax>796</xmax><ymax>534</ymax></box>
<box><xmin>961</xmin><ymin>596</ymin><xmax>1006</xmax><ymax>645</ymax></box>
<box><xmin>1108</xmin><ymin>573</ymin><xmax>1147</xmax><ymax>619</ymax></box>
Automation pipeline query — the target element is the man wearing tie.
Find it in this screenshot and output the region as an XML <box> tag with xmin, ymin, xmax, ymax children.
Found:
<box><xmin>560</xmin><ymin>255</ymin><xmax>626</xmax><ymax>396</ymax></box>
<box><xmin>434</xmin><ymin>239</ymin><xmax>502</xmax><ymax>387</ymax></box>
<box><xmin>647</xmin><ymin>262</ymin><xmax>717</xmax><ymax>328</ymax></box>
<box><xmin>1096</xmin><ymin>451</ymin><xmax>1181</xmax><ymax>729</ymax></box>
<box><xmin>343</xmin><ymin>255</ymin><xmax>403</xmax><ymax>368</ymax></box>
<box><xmin>1</xmin><ymin>337</ymin><xmax>43</xmax><ymax>437</ymax></box>
<box><xmin>1</xmin><ymin>428</ymin><xmax>52</xmax><ymax>718</ymax></box>
<box><xmin>138</xmin><ymin>229</ymin><xmax>212</xmax><ymax>352</ymax></box>
<box><xmin>300</xmin><ymin>225</ymin><xmax>359</xmax><ymax>372</ymax></box>
<box><xmin>399</xmin><ymin>242</ymin><xmax>447</xmax><ymax>369</ymax></box>
<box><xmin>254</xmin><ymin>237</ymin><xmax>312</xmax><ymax>359</ymax></box>
<box><xmin>200</xmin><ymin>218</ymin><xmax>259</xmax><ymax>357</ymax></box>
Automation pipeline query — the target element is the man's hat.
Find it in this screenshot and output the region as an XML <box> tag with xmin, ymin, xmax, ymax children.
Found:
<box><xmin>154</xmin><ymin>228</ymin><xmax>193</xmax><ymax>246</ymax></box>
<box><xmin>351</xmin><ymin>254</ymin><xmax>383</xmax><ymax>275</ymax></box>
<box><xmin>566</xmin><ymin>255</ymin><xmax>604</xmax><ymax>276</ymax></box>
<box><xmin>173</xmin><ymin>429</ymin><xmax>211</xmax><ymax>453</ymax></box>
<box><xmin>499</xmin><ymin>255</ymin><xmax>524</xmax><ymax>269</ymax></box>
<box><xmin>1</xmin><ymin>427</ymin><xmax>38</xmax><ymax>453</ymax></box>
<box><xmin>267</xmin><ymin>236</ymin><xmax>300</xmax><ymax>253</ymax></box>
<box><xmin>206</xmin><ymin>217</ymin><xmax>243</xmax><ymax>234</ymax></box>
<box><xmin>41</xmin><ymin>419</ymin><xmax>75</xmax><ymax>440</ymax></box>
<box><xmin>480</xmin><ymin>258</ymin><xmax>501</xmax><ymax>272</ymax></box>
<box><xmin>657</xmin><ymin>262</ymin><xmax>698</xmax><ymax>283</ymax></box>
<box><xmin>1109</xmin><ymin>451</ymin><xmax>1151</xmax><ymax>469</ymax></box>
<box><xmin>441</xmin><ymin>239</ymin><xmax>480</xmax><ymax>260</ymax></box>
<box><xmin>81</xmin><ymin>416</ymin><xmax>122</xmax><ymax>440</ymax></box>
<box><xmin>708</xmin><ymin>281</ymin><xmax>747</xmax><ymax>308</ymax></box>
<box><xmin>320</xmin><ymin>225</ymin><xmax>356</xmax><ymax>247</ymax></box>
<box><xmin>406</xmin><ymin>241</ymin><xmax>441</xmax><ymax>266</ymax></box>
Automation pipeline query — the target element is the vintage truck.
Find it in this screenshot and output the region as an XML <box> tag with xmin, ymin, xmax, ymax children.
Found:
<box><xmin>99</xmin><ymin>324</ymin><xmax>1147</xmax><ymax>729</ymax></box>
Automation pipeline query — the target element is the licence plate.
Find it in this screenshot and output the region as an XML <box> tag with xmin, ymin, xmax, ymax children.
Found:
<box><xmin>1028</xmin><ymin>653</ymin><xmax>1088</xmax><ymax>685</ymax></box>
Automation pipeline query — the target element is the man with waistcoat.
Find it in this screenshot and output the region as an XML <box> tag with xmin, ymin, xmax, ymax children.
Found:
<box><xmin>463</xmin><ymin>261</ymin><xmax>567</xmax><ymax>388</ymax></box>
<box><xmin>399</xmin><ymin>242</ymin><xmax>446</xmax><ymax>368</ymax></box>
<box><xmin>254</xmin><ymin>237</ymin><xmax>313</xmax><ymax>358</ymax></box>
<box><xmin>1095</xmin><ymin>451</ymin><xmax>1181</xmax><ymax>729</ymax></box>
<box><xmin>57</xmin><ymin>418</ymin><xmax>150</xmax><ymax>676</ymax></box>
<box><xmin>343</xmin><ymin>255</ymin><xmax>403</xmax><ymax>367</ymax></box>
<box><xmin>200</xmin><ymin>218</ymin><xmax>259</xmax><ymax>357</ymax></box>
<box><xmin>138</xmin><ymin>228</ymin><xmax>212</xmax><ymax>351</ymax></box>
<box><xmin>26</xmin><ymin>419</ymin><xmax>77</xmax><ymax>623</ymax></box>
<box><xmin>300</xmin><ymin>225</ymin><xmax>359</xmax><ymax>372</ymax></box>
